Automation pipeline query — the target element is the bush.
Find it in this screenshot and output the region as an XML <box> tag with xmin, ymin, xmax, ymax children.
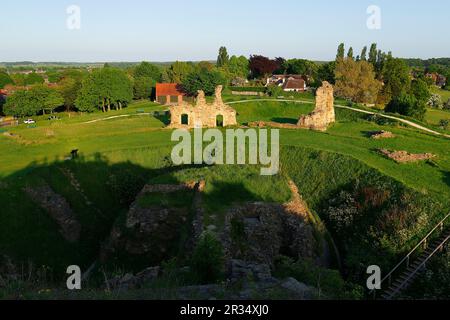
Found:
<box><xmin>190</xmin><ymin>231</ymin><xmax>225</xmax><ymax>284</ymax></box>
<box><xmin>182</xmin><ymin>69</ymin><xmax>226</xmax><ymax>96</ymax></box>
<box><xmin>265</xmin><ymin>84</ymin><xmax>283</xmax><ymax>97</ymax></box>
<box><xmin>273</xmin><ymin>256</ymin><xmax>363</xmax><ymax>299</ymax></box>
<box><xmin>385</xmin><ymin>92</ymin><xmax>426</xmax><ymax>120</ymax></box>
<box><xmin>427</xmin><ymin>94</ymin><xmax>443</xmax><ymax>109</ymax></box>
<box><xmin>439</xmin><ymin>119</ymin><xmax>449</xmax><ymax>130</ymax></box>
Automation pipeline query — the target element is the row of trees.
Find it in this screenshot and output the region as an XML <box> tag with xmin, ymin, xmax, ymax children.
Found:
<box><xmin>334</xmin><ymin>43</ymin><xmax>432</xmax><ymax>120</ymax></box>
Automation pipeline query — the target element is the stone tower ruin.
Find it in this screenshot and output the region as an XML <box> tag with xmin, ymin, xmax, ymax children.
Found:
<box><xmin>297</xmin><ymin>81</ymin><xmax>335</xmax><ymax>131</ymax></box>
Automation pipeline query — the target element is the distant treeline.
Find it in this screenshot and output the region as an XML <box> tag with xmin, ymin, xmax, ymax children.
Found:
<box><xmin>402</xmin><ymin>58</ymin><xmax>450</xmax><ymax>69</ymax></box>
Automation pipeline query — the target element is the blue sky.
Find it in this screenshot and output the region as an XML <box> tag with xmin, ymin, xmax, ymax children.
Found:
<box><xmin>0</xmin><ymin>0</ymin><xmax>448</xmax><ymax>62</ymax></box>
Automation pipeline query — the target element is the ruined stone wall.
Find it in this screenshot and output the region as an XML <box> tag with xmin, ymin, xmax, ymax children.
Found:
<box><xmin>168</xmin><ymin>86</ymin><xmax>237</xmax><ymax>128</ymax></box>
<box><xmin>298</xmin><ymin>81</ymin><xmax>335</xmax><ymax>131</ymax></box>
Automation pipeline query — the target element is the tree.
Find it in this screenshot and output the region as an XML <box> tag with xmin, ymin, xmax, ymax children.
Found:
<box><xmin>266</xmin><ymin>84</ymin><xmax>283</xmax><ymax>97</ymax></box>
<box><xmin>76</xmin><ymin>67</ymin><xmax>132</xmax><ymax>112</ymax></box>
<box><xmin>46</xmin><ymin>70</ymin><xmax>62</xmax><ymax>83</ymax></box>
<box><xmin>368</xmin><ymin>43</ymin><xmax>378</xmax><ymax>66</ymax></box>
<box><xmin>410</xmin><ymin>79</ymin><xmax>431</xmax><ymax>104</ymax></box>
<box><xmin>361</xmin><ymin>46</ymin><xmax>368</xmax><ymax>61</ymax></box>
<box><xmin>163</xmin><ymin>61</ymin><xmax>195</xmax><ymax>83</ymax></box>
<box><xmin>385</xmin><ymin>92</ymin><xmax>426</xmax><ymax>120</ymax></box>
<box><xmin>133</xmin><ymin>76</ymin><xmax>154</xmax><ymax>100</ymax></box>
<box><xmin>59</xmin><ymin>77</ymin><xmax>82</xmax><ymax>112</ymax></box>
<box><xmin>198</xmin><ymin>61</ymin><xmax>214</xmax><ymax>71</ymax></box>
<box><xmin>317</xmin><ymin>61</ymin><xmax>336</xmax><ymax>84</ymax></box>
<box><xmin>217</xmin><ymin>46</ymin><xmax>229</xmax><ymax>68</ymax></box>
<box><xmin>334</xmin><ymin>58</ymin><xmax>382</xmax><ymax>104</ymax></box>
<box><xmin>25</xmin><ymin>72</ymin><xmax>45</xmax><ymax>85</ymax></box>
<box><xmin>134</xmin><ymin>62</ymin><xmax>161</xmax><ymax>82</ymax></box>
<box><xmin>30</xmin><ymin>85</ymin><xmax>64</xmax><ymax>115</ymax></box>
<box><xmin>285</xmin><ymin>59</ymin><xmax>318</xmax><ymax>79</ymax></box>
<box><xmin>0</xmin><ymin>71</ymin><xmax>14</xmax><ymax>89</ymax></box>
<box><xmin>228</xmin><ymin>55</ymin><xmax>249</xmax><ymax>79</ymax></box>
<box><xmin>381</xmin><ymin>56</ymin><xmax>411</xmax><ymax>101</ymax></box>
<box><xmin>181</xmin><ymin>69</ymin><xmax>226</xmax><ymax>96</ymax></box>
<box><xmin>3</xmin><ymin>90</ymin><xmax>35</xmax><ymax>117</ymax></box>
<box><xmin>336</xmin><ymin>43</ymin><xmax>345</xmax><ymax>60</ymax></box>
<box><xmin>3</xmin><ymin>86</ymin><xmax>63</xmax><ymax>116</ymax></box>
<box><xmin>249</xmin><ymin>55</ymin><xmax>279</xmax><ymax>78</ymax></box>
<box><xmin>347</xmin><ymin>47</ymin><xmax>354</xmax><ymax>60</ymax></box>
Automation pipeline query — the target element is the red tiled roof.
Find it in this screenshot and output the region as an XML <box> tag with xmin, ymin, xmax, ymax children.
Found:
<box><xmin>283</xmin><ymin>78</ymin><xmax>306</xmax><ymax>90</ymax></box>
<box><xmin>155</xmin><ymin>83</ymin><xmax>186</xmax><ymax>97</ymax></box>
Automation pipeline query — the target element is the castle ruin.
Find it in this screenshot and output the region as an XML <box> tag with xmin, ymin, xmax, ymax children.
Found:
<box><xmin>297</xmin><ymin>81</ymin><xmax>335</xmax><ymax>131</ymax></box>
<box><xmin>168</xmin><ymin>85</ymin><xmax>237</xmax><ymax>128</ymax></box>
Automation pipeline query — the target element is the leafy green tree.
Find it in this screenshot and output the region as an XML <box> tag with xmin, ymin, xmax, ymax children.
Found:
<box><xmin>228</xmin><ymin>55</ymin><xmax>249</xmax><ymax>79</ymax></box>
<box><xmin>46</xmin><ymin>70</ymin><xmax>62</xmax><ymax>83</ymax></box>
<box><xmin>25</xmin><ymin>72</ymin><xmax>45</xmax><ymax>85</ymax></box>
<box><xmin>336</xmin><ymin>43</ymin><xmax>345</xmax><ymax>60</ymax></box>
<box><xmin>133</xmin><ymin>76</ymin><xmax>154</xmax><ymax>100</ymax></box>
<box><xmin>347</xmin><ymin>47</ymin><xmax>354</xmax><ymax>60</ymax></box>
<box><xmin>266</xmin><ymin>84</ymin><xmax>284</xmax><ymax>97</ymax></box>
<box><xmin>410</xmin><ymin>78</ymin><xmax>431</xmax><ymax>104</ymax></box>
<box><xmin>317</xmin><ymin>61</ymin><xmax>336</xmax><ymax>84</ymax></box>
<box><xmin>286</xmin><ymin>59</ymin><xmax>317</xmax><ymax>79</ymax></box>
<box><xmin>217</xmin><ymin>46</ymin><xmax>229</xmax><ymax>68</ymax></box>
<box><xmin>198</xmin><ymin>61</ymin><xmax>214</xmax><ymax>71</ymax></box>
<box><xmin>76</xmin><ymin>67</ymin><xmax>132</xmax><ymax>112</ymax></box>
<box><xmin>335</xmin><ymin>58</ymin><xmax>382</xmax><ymax>103</ymax></box>
<box><xmin>381</xmin><ymin>56</ymin><xmax>411</xmax><ymax>101</ymax></box>
<box><xmin>30</xmin><ymin>85</ymin><xmax>64</xmax><ymax>115</ymax></box>
<box><xmin>134</xmin><ymin>62</ymin><xmax>162</xmax><ymax>81</ymax></box>
<box><xmin>182</xmin><ymin>69</ymin><xmax>226</xmax><ymax>96</ymax></box>
<box><xmin>163</xmin><ymin>61</ymin><xmax>195</xmax><ymax>83</ymax></box>
<box><xmin>59</xmin><ymin>77</ymin><xmax>82</xmax><ymax>112</ymax></box>
<box><xmin>190</xmin><ymin>232</ymin><xmax>225</xmax><ymax>284</ymax></box>
<box><xmin>3</xmin><ymin>90</ymin><xmax>35</xmax><ymax>117</ymax></box>
<box><xmin>0</xmin><ymin>71</ymin><xmax>14</xmax><ymax>89</ymax></box>
<box><xmin>368</xmin><ymin>43</ymin><xmax>378</xmax><ymax>66</ymax></box>
<box><xmin>385</xmin><ymin>92</ymin><xmax>426</xmax><ymax>120</ymax></box>
<box><xmin>3</xmin><ymin>86</ymin><xmax>63</xmax><ymax>116</ymax></box>
<box><xmin>360</xmin><ymin>46</ymin><xmax>368</xmax><ymax>61</ymax></box>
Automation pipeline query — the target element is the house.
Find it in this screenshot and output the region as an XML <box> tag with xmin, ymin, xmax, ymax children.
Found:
<box><xmin>426</xmin><ymin>73</ymin><xmax>447</xmax><ymax>87</ymax></box>
<box><xmin>283</xmin><ymin>78</ymin><xmax>307</xmax><ymax>92</ymax></box>
<box><xmin>266</xmin><ymin>74</ymin><xmax>308</xmax><ymax>92</ymax></box>
<box><xmin>155</xmin><ymin>83</ymin><xmax>187</xmax><ymax>105</ymax></box>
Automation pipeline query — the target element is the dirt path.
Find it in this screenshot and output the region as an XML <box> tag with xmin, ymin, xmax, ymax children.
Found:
<box><xmin>83</xmin><ymin>113</ymin><xmax>153</xmax><ymax>124</ymax></box>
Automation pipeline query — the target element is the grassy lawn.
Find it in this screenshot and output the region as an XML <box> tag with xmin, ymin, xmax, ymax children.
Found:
<box><xmin>0</xmin><ymin>99</ymin><xmax>449</xmax><ymax>278</ymax></box>
<box><xmin>431</xmin><ymin>86</ymin><xmax>450</xmax><ymax>102</ymax></box>
<box><xmin>424</xmin><ymin>108</ymin><xmax>450</xmax><ymax>127</ymax></box>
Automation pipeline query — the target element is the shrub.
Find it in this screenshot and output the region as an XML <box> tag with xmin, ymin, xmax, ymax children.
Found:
<box><xmin>265</xmin><ymin>84</ymin><xmax>283</xmax><ymax>97</ymax></box>
<box><xmin>427</xmin><ymin>94</ymin><xmax>443</xmax><ymax>109</ymax></box>
<box><xmin>439</xmin><ymin>119</ymin><xmax>449</xmax><ymax>130</ymax></box>
<box><xmin>385</xmin><ymin>92</ymin><xmax>426</xmax><ymax>120</ymax></box>
<box><xmin>273</xmin><ymin>256</ymin><xmax>363</xmax><ymax>299</ymax></box>
<box><xmin>190</xmin><ymin>231</ymin><xmax>225</xmax><ymax>284</ymax></box>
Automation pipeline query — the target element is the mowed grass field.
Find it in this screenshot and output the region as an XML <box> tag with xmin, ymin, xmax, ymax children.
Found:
<box><xmin>0</xmin><ymin>96</ymin><xmax>449</xmax><ymax>280</ymax></box>
<box><xmin>1</xmin><ymin>98</ymin><xmax>449</xmax><ymax>200</ymax></box>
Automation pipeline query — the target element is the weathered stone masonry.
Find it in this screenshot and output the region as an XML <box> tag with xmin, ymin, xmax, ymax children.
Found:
<box><xmin>297</xmin><ymin>81</ymin><xmax>335</xmax><ymax>131</ymax></box>
<box><xmin>168</xmin><ymin>85</ymin><xmax>237</xmax><ymax>128</ymax></box>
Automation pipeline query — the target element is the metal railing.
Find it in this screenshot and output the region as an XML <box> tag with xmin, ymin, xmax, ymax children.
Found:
<box><xmin>371</xmin><ymin>212</ymin><xmax>450</xmax><ymax>298</ymax></box>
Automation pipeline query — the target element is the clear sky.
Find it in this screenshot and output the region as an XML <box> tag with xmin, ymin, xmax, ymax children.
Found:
<box><xmin>1</xmin><ymin>0</ymin><xmax>449</xmax><ymax>62</ymax></box>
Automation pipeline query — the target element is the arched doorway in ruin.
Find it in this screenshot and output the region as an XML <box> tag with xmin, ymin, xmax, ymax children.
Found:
<box><xmin>216</xmin><ymin>114</ymin><xmax>224</xmax><ymax>127</ymax></box>
<box><xmin>181</xmin><ymin>114</ymin><xmax>189</xmax><ymax>125</ymax></box>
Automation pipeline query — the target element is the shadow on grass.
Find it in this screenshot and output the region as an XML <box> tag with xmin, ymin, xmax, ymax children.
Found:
<box><xmin>271</xmin><ymin>117</ymin><xmax>298</xmax><ymax>124</ymax></box>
